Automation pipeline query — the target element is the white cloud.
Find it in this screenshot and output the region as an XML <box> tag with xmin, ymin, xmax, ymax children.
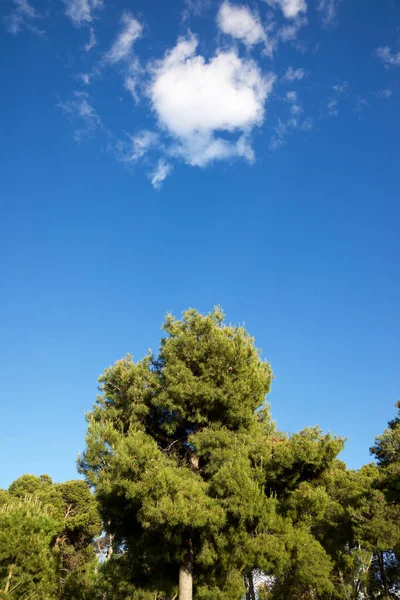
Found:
<box><xmin>277</xmin><ymin>15</ymin><xmax>307</xmax><ymax>41</ymax></box>
<box><xmin>332</xmin><ymin>81</ymin><xmax>348</xmax><ymax>94</ymax></box>
<box><xmin>376</xmin><ymin>88</ymin><xmax>393</xmax><ymax>99</ymax></box>
<box><xmin>285</xmin><ymin>91</ymin><xmax>303</xmax><ymax>115</ymax></box>
<box><xmin>106</xmin><ymin>12</ymin><xmax>143</xmax><ymax>64</ymax></box>
<box><xmin>217</xmin><ymin>2</ymin><xmax>267</xmax><ymax>47</ymax></box>
<box><xmin>127</xmin><ymin>130</ymin><xmax>159</xmax><ymax>162</ymax></box>
<box><xmin>354</xmin><ymin>98</ymin><xmax>369</xmax><ymax>113</ymax></box>
<box><xmin>59</xmin><ymin>92</ymin><xmax>155</xmax><ymax>168</ymax></box>
<box><xmin>64</xmin><ymin>0</ymin><xmax>103</xmax><ymax>27</ymax></box>
<box><xmin>269</xmin><ymin>115</ymin><xmax>312</xmax><ymax>149</ymax></box>
<box><xmin>317</xmin><ymin>0</ymin><xmax>341</xmax><ymax>26</ymax></box>
<box><xmin>149</xmin><ymin>34</ymin><xmax>275</xmax><ymax>167</ymax></box>
<box><xmin>327</xmin><ymin>98</ymin><xmax>338</xmax><ymax>116</ymax></box>
<box><xmin>85</xmin><ymin>27</ymin><xmax>96</xmax><ymax>51</ymax></box>
<box><xmin>149</xmin><ymin>159</ymin><xmax>172</xmax><ymax>190</ymax></box>
<box><xmin>58</xmin><ymin>91</ymin><xmax>103</xmax><ymax>142</ymax></box>
<box><xmin>325</xmin><ymin>81</ymin><xmax>347</xmax><ymax>116</ymax></box>
<box><xmin>4</xmin><ymin>0</ymin><xmax>43</xmax><ymax>35</ymax></box>
<box><xmin>123</xmin><ymin>58</ymin><xmax>144</xmax><ymax>103</ymax></box>
<box><xmin>168</xmin><ymin>133</ymin><xmax>256</xmax><ymax>167</ymax></box>
<box><xmin>291</xmin><ymin>103</ymin><xmax>302</xmax><ymax>115</ymax></box>
<box><xmin>375</xmin><ymin>46</ymin><xmax>400</xmax><ymax>68</ymax></box>
<box><xmin>182</xmin><ymin>0</ymin><xmax>211</xmax><ymax>20</ymax></box>
<box><xmin>301</xmin><ymin>116</ymin><xmax>313</xmax><ymax>131</ymax></box>
<box><xmin>236</xmin><ymin>135</ymin><xmax>255</xmax><ymax>162</ymax></box>
<box><xmin>282</xmin><ymin>66</ymin><xmax>305</xmax><ymax>81</ymax></box>
<box><xmin>286</xmin><ymin>91</ymin><xmax>297</xmax><ymax>102</ymax></box>
<box><xmin>269</xmin><ymin>117</ymin><xmax>296</xmax><ymax>149</ymax></box>
<box><xmin>264</xmin><ymin>0</ymin><xmax>307</xmax><ymax>19</ymax></box>
<box><xmin>124</xmin><ymin>76</ymin><xmax>139</xmax><ymax>102</ymax></box>
<box><xmin>77</xmin><ymin>73</ymin><xmax>92</xmax><ymax>85</ymax></box>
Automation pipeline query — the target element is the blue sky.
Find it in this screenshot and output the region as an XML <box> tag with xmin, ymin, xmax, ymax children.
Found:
<box><xmin>1</xmin><ymin>0</ymin><xmax>399</xmax><ymax>488</ymax></box>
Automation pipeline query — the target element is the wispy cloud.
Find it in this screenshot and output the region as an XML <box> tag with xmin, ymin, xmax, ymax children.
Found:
<box><xmin>126</xmin><ymin>130</ymin><xmax>160</xmax><ymax>162</ymax></box>
<box><xmin>317</xmin><ymin>0</ymin><xmax>341</xmax><ymax>26</ymax></box>
<box><xmin>149</xmin><ymin>33</ymin><xmax>275</xmax><ymax>167</ymax></box>
<box><xmin>264</xmin><ymin>0</ymin><xmax>307</xmax><ymax>19</ymax></box>
<box><xmin>63</xmin><ymin>0</ymin><xmax>103</xmax><ymax>27</ymax></box>
<box><xmin>324</xmin><ymin>81</ymin><xmax>348</xmax><ymax>117</ymax></box>
<box><xmin>58</xmin><ymin>91</ymin><xmax>103</xmax><ymax>142</ymax></box>
<box><xmin>124</xmin><ymin>76</ymin><xmax>139</xmax><ymax>102</ymax></box>
<box><xmin>286</xmin><ymin>91</ymin><xmax>297</xmax><ymax>102</ymax></box>
<box><xmin>4</xmin><ymin>0</ymin><xmax>44</xmax><ymax>36</ymax></box>
<box><xmin>327</xmin><ymin>98</ymin><xmax>338</xmax><ymax>116</ymax></box>
<box><xmin>375</xmin><ymin>46</ymin><xmax>400</xmax><ymax>68</ymax></box>
<box><xmin>277</xmin><ymin>15</ymin><xmax>307</xmax><ymax>42</ymax></box>
<box><xmin>376</xmin><ymin>88</ymin><xmax>393</xmax><ymax>99</ymax></box>
<box><xmin>149</xmin><ymin>159</ymin><xmax>172</xmax><ymax>190</ymax></box>
<box><xmin>105</xmin><ymin>12</ymin><xmax>143</xmax><ymax>64</ymax></box>
<box><xmin>282</xmin><ymin>66</ymin><xmax>306</xmax><ymax>82</ymax></box>
<box><xmin>77</xmin><ymin>73</ymin><xmax>92</xmax><ymax>85</ymax></box>
<box><xmin>217</xmin><ymin>2</ymin><xmax>273</xmax><ymax>54</ymax></box>
<box><xmin>285</xmin><ymin>91</ymin><xmax>303</xmax><ymax>115</ymax></box>
<box><xmin>269</xmin><ymin>120</ymin><xmax>289</xmax><ymax>150</ymax></box>
<box><xmin>269</xmin><ymin>116</ymin><xmax>312</xmax><ymax>150</ymax></box>
<box><xmin>332</xmin><ymin>81</ymin><xmax>348</xmax><ymax>95</ymax></box>
<box><xmin>123</xmin><ymin>57</ymin><xmax>144</xmax><ymax>103</ymax></box>
<box><xmin>84</xmin><ymin>26</ymin><xmax>96</xmax><ymax>51</ymax></box>
<box><xmin>182</xmin><ymin>0</ymin><xmax>211</xmax><ymax>21</ymax></box>
<box><xmin>354</xmin><ymin>98</ymin><xmax>369</xmax><ymax>113</ymax></box>
<box><xmin>58</xmin><ymin>92</ymin><xmax>158</xmax><ymax>172</ymax></box>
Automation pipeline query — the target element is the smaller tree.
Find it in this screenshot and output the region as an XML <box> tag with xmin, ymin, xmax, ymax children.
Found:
<box><xmin>0</xmin><ymin>495</ymin><xmax>58</xmax><ymax>598</ymax></box>
<box><xmin>6</xmin><ymin>474</ymin><xmax>101</xmax><ymax>599</ymax></box>
<box><xmin>371</xmin><ymin>401</ymin><xmax>400</xmax><ymax>503</ymax></box>
<box><xmin>285</xmin><ymin>460</ymin><xmax>400</xmax><ymax>600</ymax></box>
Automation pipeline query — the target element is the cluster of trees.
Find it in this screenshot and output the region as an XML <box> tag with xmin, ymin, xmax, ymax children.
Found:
<box><xmin>1</xmin><ymin>308</ymin><xmax>399</xmax><ymax>600</ymax></box>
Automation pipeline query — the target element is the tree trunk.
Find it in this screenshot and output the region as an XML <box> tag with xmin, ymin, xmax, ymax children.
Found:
<box><xmin>378</xmin><ymin>551</ymin><xmax>390</xmax><ymax>600</ymax></box>
<box><xmin>245</xmin><ymin>571</ymin><xmax>257</xmax><ymax>600</ymax></box>
<box><xmin>4</xmin><ymin>563</ymin><xmax>15</xmax><ymax>594</ymax></box>
<box><xmin>248</xmin><ymin>571</ymin><xmax>256</xmax><ymax>600</ymax></box>
<box><xmin>107</xmin><ymin>533</ymin><xmax>114</xmax><ymax>560</ymax></box>
<box><xmin>179</xmin><ymin>543</ymin><xmax>193</xmax><ymax>600</ymax></box>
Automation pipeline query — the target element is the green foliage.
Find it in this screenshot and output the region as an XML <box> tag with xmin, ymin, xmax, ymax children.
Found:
<box><xmin>0</xmin><ymin>490</ymin><xmax>9</xmax><ymax>508</ymax></box>
<box><xmin>369</xmin><ymin>401</ymin><xmax>400</xmax><ymax>597</ymax></box>
<box><xmin>268</xmin><ymin>527</ymin><xmax>334</xmax><ymax>600</ymax></box>
<box><xmin>4</xmin><ymin>474</ymin><xmax>101</xmax><ymax>599</ymax></box>
<box><xmin>88</xmin><ymin>555</ymin><xmax>163</xmax><ymax>600</ymax></box>
<box><xmin>0</xmin><ymin>495</ymin><xmax>58</xmax><ymax>598</ymax></box>
<box><xmin>261</xmin><ymin>426</ymin><xmax>345</xmax><ymax>497</ymax></box>
<box><xmin>8</xmin><ymin>473</ymin><xmax>47</xmax><ymax>497</ymax></box>
<box><xmin>284</xmin><ymin>459</ymin><xmax>400</xmax><ymax>599</ymax></box>
<box><xmin>371</xmin><ymin>401</ymin><xmax>400</xmax><ymax>503</ymax></box>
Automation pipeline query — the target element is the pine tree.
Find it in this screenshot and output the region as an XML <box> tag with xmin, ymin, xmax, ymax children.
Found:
<box><xmin>79</xmin><ymin>308</ymin><xmax>345</xmax><ymax>600</ymax></box>
<box><xmin>284</xmin><ymin>459</ymin><xmax>400</xmax><ymax>599</ymax></box>
<box><xmin>370</xmin><ymin>401</ymin><xmax>400</xmax><ymax>597</ymax></box>
<box><xmin>5</xmin><ymin>474</ymin><xmax>101</xmax><ymax>599</ymax></box>
<box><xmin>371</xmin><ymin>401</ymin><xmax>400</xmax><ymax>503</ymax></box>
<box><xmin>79</xmin><ymin>307</ymin><xmax>274</xmax><ymax>600</ymax></box>
<box><xmin>0</xmin><ymin>495</ymin><xmax>58</xmax><ymax>598</ymax></box>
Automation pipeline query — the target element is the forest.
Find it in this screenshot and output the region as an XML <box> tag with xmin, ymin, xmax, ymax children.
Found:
<box><xmin>1</xmin><ymin>308</ymin><xmax>399</xmax><ymax>600</ymax></box>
